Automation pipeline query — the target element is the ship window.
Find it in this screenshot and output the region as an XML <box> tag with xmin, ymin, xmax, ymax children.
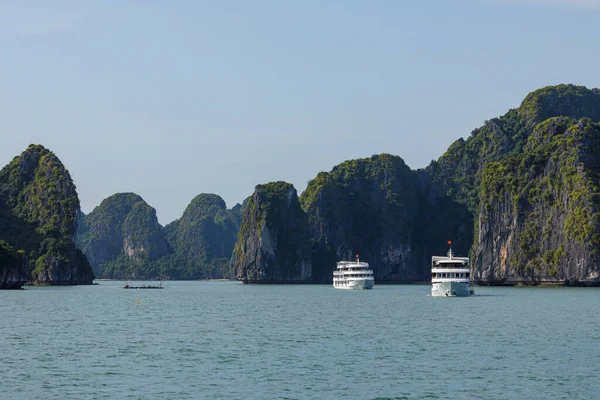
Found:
<box><xmin>466</xmin><ymin>272</ymin><xmax>470</xmax><ymax>278</ymax></box>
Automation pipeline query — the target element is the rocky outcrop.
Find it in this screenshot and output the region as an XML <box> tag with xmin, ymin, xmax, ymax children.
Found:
<box><xmin>5</xmin><ymin>85</ymin><xmax>599</xmax><ymax>287</ymax></box>
<box><xmin>0</xmin><ymin>145</ymin><xmax>94</xmax><ymax>285</ymax></box>
<box><xmin>423</xmin><ymin>84</ymin><xmax>600</xmax><ymax>285</ymax></box>
<box><xmin>233</xmin><ymin>182</ymin><xmax>312</xmax><ymax>283</ymax></box>
<box><xmin>0</xmin><ymin>240</ymin><xmax>30</xmax><ymax>289</ymax></box>
<box><xmin>77</xmin><ymin>192</ymin><xmax>244</xmax><ymax>280</ymax></box>
<box><xmin>300</xmin><ymin>154</ymin><xmax>428</xmax><ymax>283</ymax></box>
<box><xmin>473</xmin><ymin>118</ymin><xmax>600</xmax><ymax>285</ymax></box>
<box><xmin>426</xmin><ymin>85</ymin><xmax>600</xmax><ymax>265</ymax></box>
<box><xmin>77</xmin><ymin>193</ymin><xmax>170</xmax><ymax>278</ymax></box>
<box><xmin>164</xmin><ymin>193</ymin><xmax>241</xmax><ymax>279</ymax></box>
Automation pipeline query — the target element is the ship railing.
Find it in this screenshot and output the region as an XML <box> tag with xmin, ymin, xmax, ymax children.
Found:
<box><xmin>431</xmin><ymin>255</ymin><xmax>469</xmax><ymax>265</ymax></box>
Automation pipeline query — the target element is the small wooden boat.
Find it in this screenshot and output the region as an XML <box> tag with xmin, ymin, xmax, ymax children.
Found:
<box><xmin>123</xmin><ymin>280</ymin><xmax>164</xmax><ymax>289</ymax></box>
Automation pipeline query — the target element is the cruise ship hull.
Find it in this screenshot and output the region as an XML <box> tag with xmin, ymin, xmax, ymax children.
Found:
<box><xmin>335</xmin><ymin>279</ymin><xmax>374</xmax><ymax>290</ymax></box>
<box><xmin>432</xmin><ymin>281</ymin><xmax>471</xmax><ymax>297</ymax></box>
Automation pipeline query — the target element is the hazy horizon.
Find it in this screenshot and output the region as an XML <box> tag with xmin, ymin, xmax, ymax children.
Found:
<box><xmin>2</xmin><ymin>0</ymin><xmax>599</xmax><ymax>224</ymax></box>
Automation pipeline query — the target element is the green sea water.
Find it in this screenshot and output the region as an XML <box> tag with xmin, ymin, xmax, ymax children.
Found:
<box><xmin>1</xmin><ymin>281</ymin><xmax>598</xmax><ymax>399</ymax></box>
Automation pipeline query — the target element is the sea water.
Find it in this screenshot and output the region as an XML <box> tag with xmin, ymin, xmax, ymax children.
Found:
<box><xmin>1</xmin><ymin>281</ymin><xmax>598</xmax><ymax>399</ymax></box>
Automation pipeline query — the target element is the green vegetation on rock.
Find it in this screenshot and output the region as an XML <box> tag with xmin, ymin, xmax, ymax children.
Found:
<box><xmin>0</xmin><ymin>240</ymin><xmax>18</xmax><ymax>269</ymax></box>
<box><xmin>165</xmin><ymin>193</ymin><xmax>241</xmax><ymax>279</ymax></box>
<box><xmin>0</xmin><ymin>239</ymin><xmax>29</xmax><ymax>289</ymax></box>
<box><xmin>426</xmin><ymin>84</ymin><xmax>600</xmax><ymax>284</ymax></box>
<box><xmin>300</xmin><ymin>154</ymin><xmax>427</xmax><ymax>282</ymax></box>
<box><xmin>77</xmin><ymin>193</ymin><xmax>170</xmax><ymax>278</ymax></box>
<box><xmin>6</xmin><ymin>85</ymin><xmax>600</xmax><ymax>286</ymax></box>
<box><xmin>0</xmin><ymin>145</ymin><xmax>94</xmax><ymax>285</ymax></box>
<box><xmin>77</xmin><ymin>192</ymin><xmax>241</xmax><ymax>279</ymax></box>
<box><xmin>474</xmin><ymin>117</ymin><xmax>600</xmax><ymax>281</ymax></box>
<box><xmin>234</xmin><ymin>182</ymin><xmax>312</xmax><ymax>282</ymax></box>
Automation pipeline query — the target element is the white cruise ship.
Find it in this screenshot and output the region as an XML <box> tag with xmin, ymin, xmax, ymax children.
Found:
<box><xmin>431</xmin><ymin>242</ymin><xmax>473</xmax><ymax>297</ymax></box>
<box><xmin>333</xmin><ymin>256</ymin><xmax>374</xmax><ymax>290</ymax></box>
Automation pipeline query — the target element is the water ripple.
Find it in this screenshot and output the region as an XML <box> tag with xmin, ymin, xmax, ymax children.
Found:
<box><xmin>1</xmin><ymin>282</ymin><xmax>599</xmax><ymax>399</ymax></box>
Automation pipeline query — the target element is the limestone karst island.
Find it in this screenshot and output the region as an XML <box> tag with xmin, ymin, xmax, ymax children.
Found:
<box><xmin>2</xmin><ymin>84</ymin><xmax>600</xmax><ymax>289</ymax></box>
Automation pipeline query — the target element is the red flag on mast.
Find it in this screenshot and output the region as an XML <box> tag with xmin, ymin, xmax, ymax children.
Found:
<box><xmin>447</xmin><ymin>240</ymin><xmax>452</xmax><ymax>245</ymax></box>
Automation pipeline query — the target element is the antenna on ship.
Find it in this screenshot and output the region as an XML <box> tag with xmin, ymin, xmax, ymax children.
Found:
<box><xmin>447</xmin><ymin>240</ymin><xmax>453</xmax><ymax>260</ymax></box>
<box><xmin>356</xmin><ymin>254</ymin><xmax>359</xmax><ymax>264</ymax></box>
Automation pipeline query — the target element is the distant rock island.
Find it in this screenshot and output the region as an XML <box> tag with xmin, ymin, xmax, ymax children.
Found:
<box><xmin>2</xmin><ymin>84</ymin><xmax>600</xmax><ymax>288</ymax></box>
<box><xmin>76</xmin><ymin>193</ymin><xmax>171</xmax><ymax>279</ymax></box>
<box><xmin>0</xmin><ymin>145</ymin><xmax>94</xmax><ymax>288</ymax></box>
<box><xmin>76</xmin><ymin>193</ymin><xmax>242</xmax><ymax>280</ymax></box>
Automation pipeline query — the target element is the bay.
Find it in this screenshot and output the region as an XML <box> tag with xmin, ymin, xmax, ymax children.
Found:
<box><xmin>1</xmin><ymin>281</ymin><xmax>598</xmax><ymax>399</ymax></box>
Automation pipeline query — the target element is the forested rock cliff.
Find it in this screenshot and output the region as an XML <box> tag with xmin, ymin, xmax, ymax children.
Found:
<box><xmin>0</xmin><ymin>145</ymin><xmax>94</xmax><ymax>286</ymax></box>
<box><xmin>9</xmin><ymin>85</ymin><xmax>600</xmax><ymax>286</ymax></box>
<box><xmin>473</xmin><ymin>118</ymin><xmax>600</xmax><ymax>284</ymax></box>
<box><xmin>233</xmin><ymin>182</ymin><xmax>312</xmax><ymax>283</ymax></box>
<box><xmin>165</xmin><ymin>194</ymin><xmax>241</xmax><ymax>279</ymax></box>
<box><xmin>77</xmin><ymin>193</ymin><xmax>170</xmax><ymax>278</ymax></box>
<box><xmin>300</xmin><ymin>154</ymin><xmax>428</xmax><ymax>283</ymax></box>
<box><xmin>428</xmin><ymin>84</ymin><xmax>600</xmax><ymax>285</ymax></box>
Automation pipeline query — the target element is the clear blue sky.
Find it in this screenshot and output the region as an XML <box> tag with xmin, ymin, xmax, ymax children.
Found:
<box><xmin>1</xmin><ymin>0</ymin><xmax>599</xmax><ymax>224</ymax></box>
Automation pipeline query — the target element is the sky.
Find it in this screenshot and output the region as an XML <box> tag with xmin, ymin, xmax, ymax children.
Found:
<box><xmin>1</xmin><ymin>0</ymin><xmax>599</xmax><ymax>224</ymax></box>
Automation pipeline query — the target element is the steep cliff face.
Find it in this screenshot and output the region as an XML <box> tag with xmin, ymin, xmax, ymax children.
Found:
<box><xmin>426</xmin><ymin>84</ymin><xmax>600</xmax><ymax>283</ymax></box>
<box><xmin>426</xmin><ymin>84</ymin><xmax>600</xmax><ymax>261</ymax></box>
<box><xmin>301</xmin><ymin>154</ymin><xmax>427</xmax><ymax>283</ymax></box>
<box><xmin>0</xmin><ymin>240</ymin><xmax>30</xmax><ymax>289</ymax></box>
<box><xmin>473</xmin><ymin>118</ymin><xmax>600</xmax><ymax>285</ymax></box>
<box><xmin>165</xmin><ymin>194</ymin><xmax>241</xmax><ymax>279</ymax></box>
<box><xmin>233</xmin><ymin>182</ymin><xmax>311</xmax><ymax>283</ymax></box>
<box><xmin>0</xmin><ymin>145</ymin><xmax>94</xmax><ymax>285</ymax></box>
<box><xmin>77</xmin><ymin>193</ymin><xmax>170</xmax><ymax>278</ymax></box>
